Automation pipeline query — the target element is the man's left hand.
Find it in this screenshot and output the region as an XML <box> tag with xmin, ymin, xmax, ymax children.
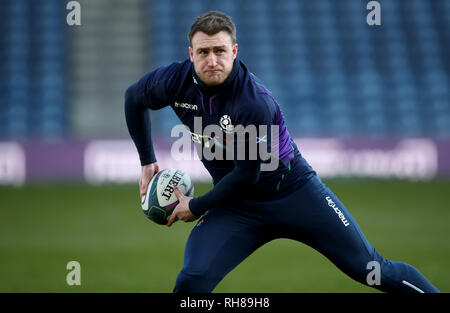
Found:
<box><xmin>167</xmin><ymin>187</ymin><xmax>197</xmax><ymax>227</ymax></box>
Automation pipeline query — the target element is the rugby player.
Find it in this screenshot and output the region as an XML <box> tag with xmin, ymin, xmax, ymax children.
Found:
<box><xmin>124</xmin><ymin>11</ymin><xmax>439</xmax><ymax>293</ymax></box>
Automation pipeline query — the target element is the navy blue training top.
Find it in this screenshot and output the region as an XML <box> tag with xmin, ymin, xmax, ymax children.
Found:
<box><xmin>125</xmin><ymin>58</ymin><xmax>315</xmax><ymax>216</ymax></box>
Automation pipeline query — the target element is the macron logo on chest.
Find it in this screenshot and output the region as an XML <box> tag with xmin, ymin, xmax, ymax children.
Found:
<box><xmin>175</xmin><ymin>102</ymin><xmax>198</xmax><ymax>111</ymax></box>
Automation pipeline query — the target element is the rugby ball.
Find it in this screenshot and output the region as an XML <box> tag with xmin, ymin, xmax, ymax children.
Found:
<box><xmin>141</xmin><ymin>168</ymin><xmax>194</xmax><ymax>225</ymax></box>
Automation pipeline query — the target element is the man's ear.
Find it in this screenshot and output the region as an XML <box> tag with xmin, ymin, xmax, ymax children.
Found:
<box><xmin>189</xmin><ymin>46</ymin><xmax>194</xmax><ymax>62</ymax></box>
<box><xmin>232</xmin><ymin>43</ymin><xmax>238</xmax><ymax>60</ymax></box>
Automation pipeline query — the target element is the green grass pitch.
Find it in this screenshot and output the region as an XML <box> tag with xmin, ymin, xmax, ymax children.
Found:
<box><xmin>0</xmin><ymin>179</ymin><xmax>448</xmax><ymax>292</ymax></box>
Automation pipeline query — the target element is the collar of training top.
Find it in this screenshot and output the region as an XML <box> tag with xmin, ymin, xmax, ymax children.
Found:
<box><xmin>191</xmin><ymin>58</ymin><xmax>240</xmax><ymax>94</ymax></box>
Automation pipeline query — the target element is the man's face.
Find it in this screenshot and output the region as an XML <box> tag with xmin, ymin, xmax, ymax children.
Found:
<box><xmin>189</xmin><ymin>31</ymin><xmax>238</xmax><ymax>86</ymax></box>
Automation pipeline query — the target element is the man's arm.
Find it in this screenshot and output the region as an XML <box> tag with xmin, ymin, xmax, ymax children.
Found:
<box><xmin>124</xmin><ymin>81</ymin><xmax>157</xmax><ymax>166</ymax></box>
<box><xmin>124</xmin><ymin>81</ymin><xmax>160</xmax><ymax>197</ymax></box>
<box><xmin>189</xmin><ymin>159</ymin><xmax>261</xmax><ymax>216</ymax></box>
<box><xmin>167</xmin><ymin>159</ymin><xmax>261</xmax><ymax>226</ymax></box>
<box><xmin>125</xmin><ymin>61</ymin><xmax>185</xmax><ymax>167</ymax></box>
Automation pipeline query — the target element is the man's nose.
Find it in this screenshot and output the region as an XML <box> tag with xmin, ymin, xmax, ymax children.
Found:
<box><xmin>207</xmin><ymin>53</ymin><xmax>217</xmax><ymax>67</ymax></box>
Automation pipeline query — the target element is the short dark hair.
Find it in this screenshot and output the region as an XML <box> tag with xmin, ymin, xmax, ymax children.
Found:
<box><xmin>188</xmin><ymin>11</ymin><xmax>237</xmax><ymax>45</ymax></box>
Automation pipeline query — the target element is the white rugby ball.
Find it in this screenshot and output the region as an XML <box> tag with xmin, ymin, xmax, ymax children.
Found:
<box><xmin>141</xmin><ymin>168</ymin><xmax>194</xmax><ymax>225</ymax></box>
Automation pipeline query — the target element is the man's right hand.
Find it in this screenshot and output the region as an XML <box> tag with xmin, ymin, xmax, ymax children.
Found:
<box><xmin>139</xmin><ymin>162</ymin><xmax>160</xmax><ymax>199</ymax></box>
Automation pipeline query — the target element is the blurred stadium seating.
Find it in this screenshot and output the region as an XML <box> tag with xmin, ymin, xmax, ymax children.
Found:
<box><xmin>0</xmin><ymin>0</ymin><xmax>449</xmax><ymax>140</ymax></box>
<box><xmin>1</xmin><ymin>0</ymin><xmax>67</xmax><ymax>139</ymax></box>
